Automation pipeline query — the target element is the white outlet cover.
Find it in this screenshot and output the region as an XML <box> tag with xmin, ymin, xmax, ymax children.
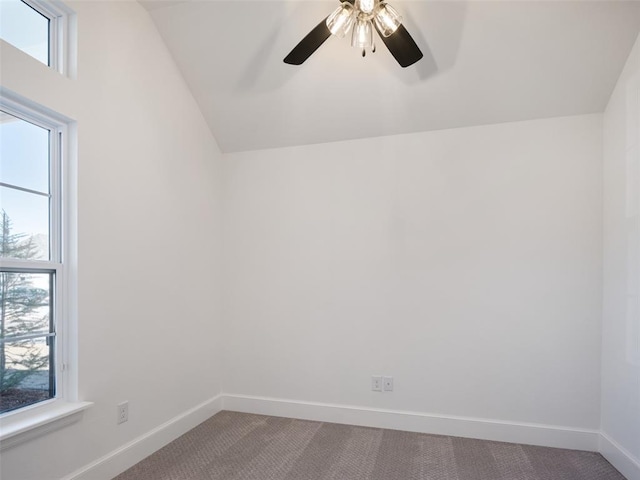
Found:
<box><xmin>117</xmin><ymin>401</ymin><xmax>129</xmax><ymax>424</ymax></box>
<box><xmin>371</xmin><ymin>376</ymin><xmax>382</xmax><ymax>392</ymax></box>
<box><xmin>383</xmin><ymin>376</ymin><xmax>393</xmax><ymax>391</ymax></box>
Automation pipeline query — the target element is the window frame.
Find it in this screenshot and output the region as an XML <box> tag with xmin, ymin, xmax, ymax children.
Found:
<box><xmin>0</xmin><ymin>91</ymin><xmax>88</xmax><ymax>451</ymax></box>
<box><xmin>0</xmin><ymin>93</ymin><xmax>68</xmax><ymax>417</ymax></box>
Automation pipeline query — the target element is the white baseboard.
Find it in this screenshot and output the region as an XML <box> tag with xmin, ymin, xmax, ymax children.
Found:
<box><xmin>600</xmin><ymin>432</ymin><xmax>640</xmax><ymax>480</ymax></box>
<box><xmin>64</xmin><ymin>394</ymin><xmax>223</xmax><ymax>480</ymax></box>
<box><xmin>222</xmin><ymin>394</ymin><xmax>600</xmax><ymax>452</ymax></box>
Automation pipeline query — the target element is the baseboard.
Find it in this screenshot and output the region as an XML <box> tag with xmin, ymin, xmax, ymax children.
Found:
<box><xmin>223</xmin><ymin>394</ymin><xmax>600</xmax><ymax>452</ymax></box>
<box><xmin>64</xmin><ymin>394</ymin><xmax>223</xmax><ymax>480</ymax></box>
<box><xmin>600</xmin><ymin>432</ymin><xmax>640</xmax><ymax>480</ymax></box>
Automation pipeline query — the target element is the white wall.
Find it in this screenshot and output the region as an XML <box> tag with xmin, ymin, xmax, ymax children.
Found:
<box><xmin>602</xmin><ymin>33</ymin><xmax>640</xmax><ymax>480</ymax></box>
<box><xmin>0</xmin><ymin>2</ymin><xmax>223</xmax><ymax>479</ymax></box>
<box><xmin>223</xmin><ymin>115</ymin><xmax>603</xmax><ymax>437</ymax></box>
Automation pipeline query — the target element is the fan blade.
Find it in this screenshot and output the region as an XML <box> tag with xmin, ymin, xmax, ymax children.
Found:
<box><xmin>375</xmin><ymin>24</ymin><xmax>423</xmax><ymax>68</ymax></box>
<box><xmin>284</xmin><ymin>17</ymin><xmax>332</xmax><ymax>65</ymax></box>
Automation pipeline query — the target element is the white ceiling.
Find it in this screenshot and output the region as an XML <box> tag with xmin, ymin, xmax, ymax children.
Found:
<box><xmin>143</xmin><ymin>0</ymin><xmax>640</xmax><ymax>153</ymax></box>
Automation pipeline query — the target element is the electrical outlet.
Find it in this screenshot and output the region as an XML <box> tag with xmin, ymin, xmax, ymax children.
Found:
<box><xmin>383</xmin><ymin>376</ymin><xmax>394</xmax><ymax>392</ymax></box>
<box><xmin>371</xmin><ymin>376</ymin><xmax>382</xmax><ymax>392</ymax></box>
<box><xmin>117</xmin><ymin>401</ymin><xmax>129</xmax><ymax>424</ymax></box>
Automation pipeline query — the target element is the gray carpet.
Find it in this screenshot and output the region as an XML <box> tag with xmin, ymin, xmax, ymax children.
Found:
<box><xmin>114</xmin><ymin>411</ymin><xmax>625</xmax><ymax>480</ymax></box>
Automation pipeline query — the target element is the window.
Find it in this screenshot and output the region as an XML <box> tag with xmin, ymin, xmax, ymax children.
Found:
<box><xmin>0</xmin><ymin>96</ymin><xmax>65</xmax><ymax>415</ymax></box>
<box><xmin>0</xmin><ymin>0</ymin><xmax>72</xmax><ymax>74</ymax></box>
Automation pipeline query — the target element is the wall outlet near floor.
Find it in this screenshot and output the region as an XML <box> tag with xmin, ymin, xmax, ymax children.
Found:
<box><xmin>371</xmin><ymin>376</ymin><xmax>382</xmax><ymax>392</ymax></box>
<box><xmin>383</xmin><ymin>376</ymin><xmax>394</xmax><ymax>392</ymax></box>
<box><xmin>117</xmin><ymin>401</ymin><xmax>129</xmax><ymax>424</ymax></box>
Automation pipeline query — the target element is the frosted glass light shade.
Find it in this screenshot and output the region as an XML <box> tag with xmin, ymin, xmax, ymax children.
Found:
<box><xmin>352</xmin><ymin>17</ymin><xmax>374</xmax><ymax>54</ymax></box>
<box><xmin>374</xmin><ymin>2</ymin><xmax>402</xmax><ymax>37</ymax></box>
<box><xmin>326</xmin><ymin>2</ymin><xmax>356</xmax><ymax>38</ymax></box>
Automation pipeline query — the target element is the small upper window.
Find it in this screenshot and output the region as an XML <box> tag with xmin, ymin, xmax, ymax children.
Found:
<box><xmin>0</xmin><ymin>0</ymin><xmax>49</xmax><ymax>65</ymax></box>
<box><xmin>0</xmin><ymin>0</ymin><xmax>73</xmax><ymax>75</ymax></box>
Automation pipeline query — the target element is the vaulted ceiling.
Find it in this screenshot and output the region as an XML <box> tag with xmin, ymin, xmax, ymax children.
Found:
<box><xmin>141</xmin><ymin>0</ymin><xmax>640</xmax><ymax>153</ymax></box>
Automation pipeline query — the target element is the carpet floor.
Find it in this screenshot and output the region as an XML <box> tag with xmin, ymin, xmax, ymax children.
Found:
<box><xmin>114</xmin><ymin>411</ymin><xmax>625</xmax><ymax>480</ymax></box>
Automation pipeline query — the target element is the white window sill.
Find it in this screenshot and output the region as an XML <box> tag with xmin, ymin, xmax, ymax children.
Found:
<box><xmin>0</xmin><ymin>399</ymin><xmax>93</xmax><ymax>451</ymax></box>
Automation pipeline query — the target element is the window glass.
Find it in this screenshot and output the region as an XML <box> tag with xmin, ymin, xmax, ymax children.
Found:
<box><xmin>0</xmin><ymin>187</ymin><xmax>50</xmax><ymax>261</ymax></box>
<box><xmin>0</xmin><ymin>111</ymin><xmax>50</xmax><ymax>193</ymax></box>
<box><xmin>0</xmin><ymin>110</ymin><xmax>51</xmax><ymax>261</ymax></box>
<box><xmin>0</xmin><ymin>337</ymin><xmax>54</xmax><ymax>414</ymax></box>
<box><xmin>0</xmin><ymin>272</ymin><xmax>52</xmax><ymax>337</ymax></box>
<box><xmin>0</xmin><ymin>0</ymin><xmax>50</xmax><ymax>66</ymax></box>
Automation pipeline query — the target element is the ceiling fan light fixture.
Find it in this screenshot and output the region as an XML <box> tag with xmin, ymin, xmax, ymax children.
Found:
<box><xmin>284</xmin><ymin>0</ymin><xmax>423</xmax><ymax>67</ymax></box>
<box><xmin>326</xmin><ymin>2</ymin><xmax>356</xmax><ymax>38</ymax></box>
<box><xmin>374</xmin><ymin>2</ymin><xmax>402</xmax><ymax>37</ymax></box>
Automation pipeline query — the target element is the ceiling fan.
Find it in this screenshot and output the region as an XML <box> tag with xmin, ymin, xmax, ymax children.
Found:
<box><xmin>284</xmin><ymin>0</ymin><xmax>423</xmax><ymax>68</ymax></box>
